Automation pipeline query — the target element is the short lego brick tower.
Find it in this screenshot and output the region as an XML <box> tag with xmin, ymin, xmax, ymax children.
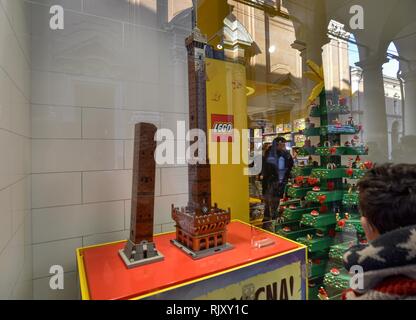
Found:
<box><xmin>170</xmin><ymin>24</ymin><xmax>233</xmax><ymax>259</ymax></box>
<box><xmin>119</xmin><ymin>122</ymin><xmax>164</xmax><ymax>268</ymax></box>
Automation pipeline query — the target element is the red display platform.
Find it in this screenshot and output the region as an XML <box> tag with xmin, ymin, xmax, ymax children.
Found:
<box><xmin>77</xmin><ymin>221</ymin><xmax>306</xmax><ymax>300</ymax></box>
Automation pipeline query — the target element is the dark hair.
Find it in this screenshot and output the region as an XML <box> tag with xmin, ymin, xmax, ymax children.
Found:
<box><xmin>274</xmin><ymin>137</ymin><xmax>287</xmax><ymax>144</ymax></box>
<box><xmin>358</xmin><ymin>163</ymin><xmax>416</xmax><ymax>234</ymax></box>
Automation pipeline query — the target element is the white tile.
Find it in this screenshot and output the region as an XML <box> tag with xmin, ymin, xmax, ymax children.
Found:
<box><xmin>32</xmin><ymin>139</ymin><xmax>124</xmax><ymax>173</ymax></box>
<box><xmin>82</xmin><ymin>230</ymin><xmax>128</xmax><ymax>247</ymax></box>
<box><xmin>0</xmin><ymin>6</ymin><xmax>30</xmax><ymax>99</ymax></box>
<box><xmin>0</xmin><ymin>223</ymin><xmax>25</xmax><ymax>299</ymax></box>
<box><xmin>0</xmin><ymin>186</ymin><xmax>12</xmax><ymax>254</ymax></box>
<box><xmin>0</xmin><ymin>130</ymin><xmax>11</xmax><ymax>190</ymax></box>
<box><xmin>154</xmin><ymin>194</ymin><xmax>188</xmax><ymax>225</ymax></box>
<box><xmin>0</xmin><ymin>0</ymin><xmax>32</xmax><ymax>63</ymax></box>
<box><xmin>32</xmin><ymin>201</ymin><xmax>125</xmax><ymax>243</ymax></box>
<box><xmin>10</xmin><ymin>82</ymin><xmax>30</xmax><ymax>137</ymax></box>
<box><xmin>32</xmin><ymin>71</ymin><xmax>123</xmax><ymax>108</ymax></box>
<box><xmin>160</xmin><ymin>167</ymin><xmax>188</xmax><ymax>196</ymax></box>
<box><xmin>33</xmin><ymin>272</ymin><xmax>78</xmax><ymax>300</ymax></box>
<box><xmin>0</xmin><ymin>130</ymin><xmax>27</xmax><ymax>190</ymax></box>
<box><xmin>83</xmin><ymin>170</ymin><xmax>131</xmax><ymax>203</ymax></box>
<box><xmin>31</xmin><ymin>5</ymin><xmax>124</xmax><ymax>79</ymax></box>
<box><xmin>32</xmin><ymin>172</ymin><xmax>82</xmax><ymax>208</ymax></box>
<box><xmin>160</xmin><ymin>113</ymin><xmax>189</xmax><ymax>134</ymax></box>
<box><xmin>27</xmin><ymin>0</ymin><xmax>83</xmax><ymax>11</ymax></box>
<box><xmin>154</xmin><ymin>224</ymin><xmax>162</xmax><ymax>235</ymax></box>
<box><xmin>11</xmin><ymin>176</ymin><xmax>31</xmax><ymax>235</ymax></box>
<box><xmin>33</xmin><ymin>237</ymin><xmax>82</xmax><ymax>278</ymax></box>
<box><xmin>82</xmin><ymin>108</ymin><xmax>161</xmax><ymax>139</ymax></box>
<box><xmin>11</xmin><ymin>269</ymin><xmax>33</xmax><ymax>300</ymax></box>
<box><xmin>32</xmin><ymin>105</ymin><xmax>81</xmax><ymax>139</ymax></box>
<box><xmin>159</xmin><ymin>84</ymin><xmax>188</xmax><ymax>114</ymax></box>
<box><xmin>122</xmin><ymin>81</ymin><xmax>160</xmax><ymax>111</ymax></box>
<box><xmin>0</xmin><ymin>68</ymin><xmax>12</xmax><ymax>131</ymax></box>
<box><xmin>72</xmin><ymin>78</ymin><xmax>122</xmax><ymax>108</ymax></box>
<box><xmin>83</xmin><ymin>0</ymin><xmax>158</xmax><ymax>27</ymax></box>
<box><xmin>123</xmin><ymin>23</ymin><xmax>160</xmax><ymax>84</ymax></box>
<box><xmin>161</xmin><ymin>222</ymin><xmax>175</xmax><ymax>233</ymax></box>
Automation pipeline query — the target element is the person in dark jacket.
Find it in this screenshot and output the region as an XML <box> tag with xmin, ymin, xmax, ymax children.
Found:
<box><xmin>261</xmin><ymin>137</ymin><xmax>294</xmax><ymax>229</ymax></box>
<box><xmin>342</xmin><ymin>164</ymin><xmax>416</xmax><ymax>300</ymax></box>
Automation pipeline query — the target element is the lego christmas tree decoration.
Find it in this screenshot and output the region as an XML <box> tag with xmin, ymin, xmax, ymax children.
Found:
<box><xmin>274</xmin><ymin>69</ymin><xmax>368</xmax><ymax>299</ymax></box>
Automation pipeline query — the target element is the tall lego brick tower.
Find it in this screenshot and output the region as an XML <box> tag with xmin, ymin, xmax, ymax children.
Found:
<box><xmin>170</xmin><ymin>23</ymin><xmax>233</xmax><ymax>259</ymax></box>
<box><xmin>119</xmin><ymin>123</ymin><xmax>164</xmax><ymax>268</ymax></box>
<box><xmin>185</xmin><ymin>27</ymin><xmax>212</xmax><ymax>209</ymax></box>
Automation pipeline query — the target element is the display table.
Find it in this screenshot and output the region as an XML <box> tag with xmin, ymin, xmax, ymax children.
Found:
<box><xmin>76</xmin><ymin>221</ymin><xmax>307</xmax><ymax>300</ymax></box>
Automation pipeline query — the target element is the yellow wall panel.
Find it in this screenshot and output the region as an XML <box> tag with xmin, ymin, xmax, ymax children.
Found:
<box><xmin>206</xmin><ymin>58</ymin><xmax>249</xmax><ymax>223</ymax></box>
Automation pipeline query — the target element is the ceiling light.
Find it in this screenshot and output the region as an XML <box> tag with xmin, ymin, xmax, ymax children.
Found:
<box><xmin>269</xmin><ymin>45</ymin><xmax>276</xmax><ymax>53</ymax></box>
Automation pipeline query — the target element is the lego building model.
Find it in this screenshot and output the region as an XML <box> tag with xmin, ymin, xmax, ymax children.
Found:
<box><xmin>170</xmin><ymin>25</ymin><xmax>233</xmax><ymax>259</ymax></box>
<box><xmin>119</xmin><ymin>122</ymin><xmax>164</xmax><ymax>268</ymax></box>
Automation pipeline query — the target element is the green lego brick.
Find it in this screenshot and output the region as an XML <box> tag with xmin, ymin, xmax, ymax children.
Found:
<box><xmin>342</xmin><ymin>146</ymin><xmax>368</xmax><ymax>155</ymax></box>
<box><xmin>305</xmin><ymin>190</ymin><xmax>345</xmax><ymax>203</ymax></box>
<box><xmin>291</xmin><ymin>166</ymin><xmax>314</xmax><ymax>177</ymax></box>
<box><xmin>344</xmin><ymin>219</ymin><xmax>365</xmax><ymax>234</ymax></box>
<box><xmin>347</xmin><ymin>169</ymin><xmax>367</xmax><ymax>180</ymax></box>
<box><xmin>311</xmin><ymin>167</ymin><xmax>348</xmax><ymax>179</ymax></box>
<box><xmin>301</xmin><ymin>213</ymin><xmax>337</xmax><ymax>228</ymax></box>
<box><xmin>287</xmin><ymin>186</ymin><xmax>313</xmax><ymax>198</ymax></box>
<box><xmin>342</xmin><ymin>193</ymin><xmax>359</xmax><ymax>206</ymax></box>
<box><xmin>296</xmin><ymin>236</ymin><xmax>334</xmax><ymax>253</ymax></box>
<box><xmin>297</xmin><ymin>147</ymin><xmax>315</xmax><ymax>156</ymax></box>
<box><xmin>283</xmin><ymin>206</ymin><xmax>319</xmax><ymax>221</ymax></box>
<box><xmin>323</xmin><ymin>272</ymin><xmax>351</xmax><ymax>292</ymax></box>
<box><xmin>329</xmin><ymin>242</ymin><xmax>353</xmax><ymax>264</ymax></box>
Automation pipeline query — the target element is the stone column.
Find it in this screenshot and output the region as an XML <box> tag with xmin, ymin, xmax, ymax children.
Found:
<box><xmin>402</xmin><ymin>68</ymin><xmax>416</xmax><ymax>136</ymax></box>
<box><xmin>356</xmin><ymin>55</ymin><xmax>389</xmax><ymax>163</ymax></box>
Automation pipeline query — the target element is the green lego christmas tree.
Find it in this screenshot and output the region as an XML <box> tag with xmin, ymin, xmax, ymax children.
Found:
<box><xmin>275</xmin><ymin>85</ymin><xmax>372</xmax><ymax>300</ymax></box>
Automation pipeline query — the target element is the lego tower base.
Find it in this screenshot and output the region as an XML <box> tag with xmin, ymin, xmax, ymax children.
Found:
<box><xmin>119</xmin><ymin>240</ymin><xmax>164</xmax><ymax>269</ymax></box>
<box><xmin>170</xmin><ymin>239</ymin><xmax>234</xmax><ymax>260</ymax></box>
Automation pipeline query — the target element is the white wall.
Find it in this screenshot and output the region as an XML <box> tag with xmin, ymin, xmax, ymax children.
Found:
<box><xmin>30</xmin><ymin>0</ymin><xmax>191</xmax><ymax>299</ymax></box>
<box><xmin>0</xmin><ymin>0</ymin><xmax>32</xmax><ymax>299</ymax></box>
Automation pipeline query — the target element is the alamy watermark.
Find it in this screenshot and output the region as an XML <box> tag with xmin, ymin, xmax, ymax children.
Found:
<box><xmin>154</xmin><ymin>121</ymin><xmax>263</xmax><ymax>176</ymax></box>
<box><xmin>49</xmin><ymin>265</ymin><xmax>64</xmax><ymax>290</ymax></box>
<box><xmin>50</xmin><ymin>5</ymin><xmax>64</xmax><ymax>30</ymax></box>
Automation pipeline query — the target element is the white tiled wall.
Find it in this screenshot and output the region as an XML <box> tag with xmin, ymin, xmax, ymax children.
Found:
<box><xmin>30</xmin><ymin>0</ymin><xmax>192</xmax><ymax>299</ymax></box>
<box><xmin>0</xmin><ymin>0</ymin><xmax>32</xmax><ymax>299</ymax></box>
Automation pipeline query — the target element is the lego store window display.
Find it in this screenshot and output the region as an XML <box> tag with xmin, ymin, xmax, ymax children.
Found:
<box><xmin>2</xmin><ymin>0</ymin><xmax>416</xmax><ymax>304</ymax></box>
